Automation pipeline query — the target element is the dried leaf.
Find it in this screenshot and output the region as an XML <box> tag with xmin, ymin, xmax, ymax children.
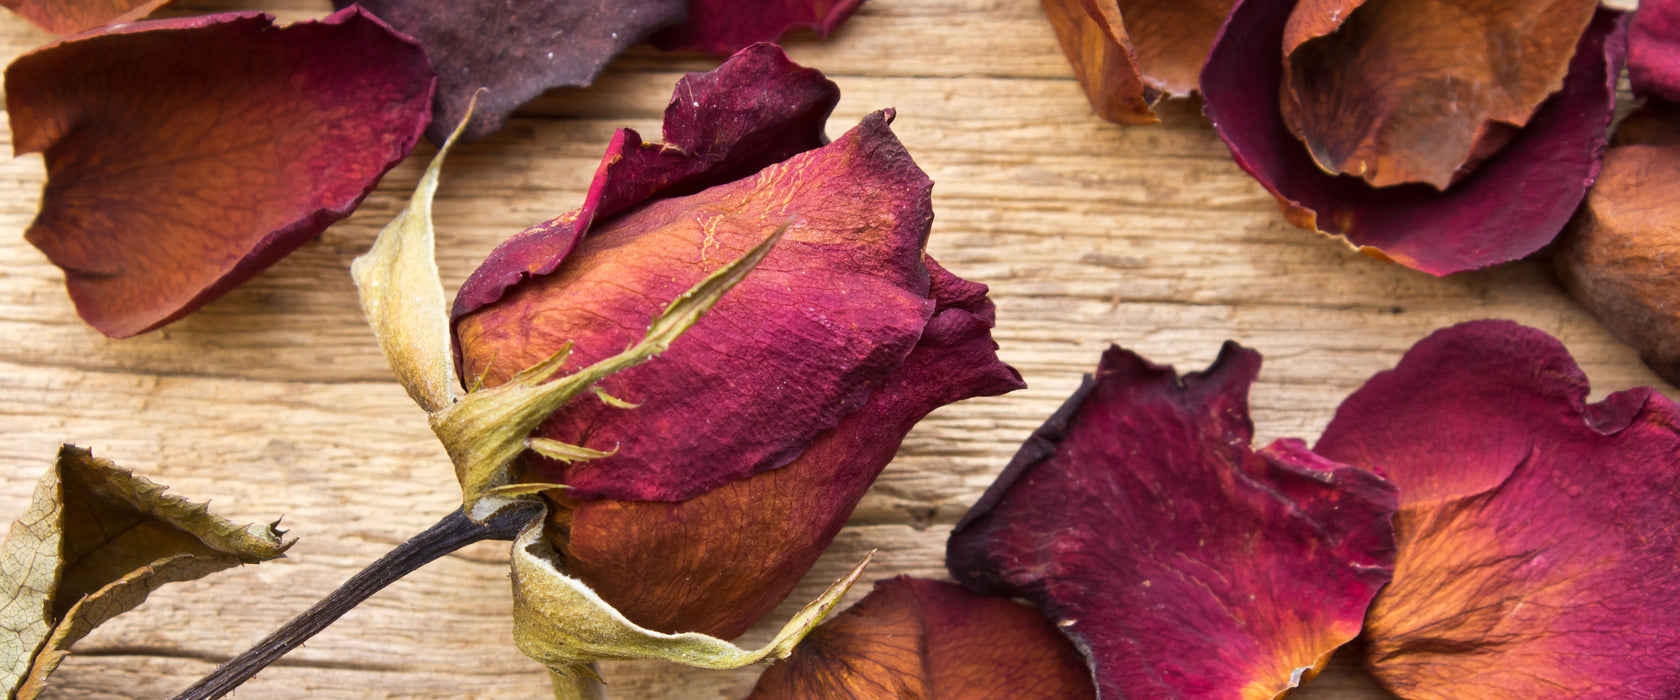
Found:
<box><xmin>1202</xmin><ymin>1</ymin><xmax>1627</xmax><ymax>275</ymax></box>
<box><xmin>948</xmin><ymin>344</ymin><xmax>1398</xmax><ymax>699</ymax></box>
<box><xmin>1316</xmin><ymin>321</ymin><xmax>1680</xmax><ymax>699</ymax></box>
<box><xmin>353</xmin><ymin>97</ymin><xmax>475</xmax><ymax>414</ymax></box>
<box><xmin>5</xmin><ymin>9</ymin><xmax>436</xmax><ymax>337</ymax></box>
<box><xmin>334</xmin><ymin>0</ymin><xmax>686</xmax><ymax>143</ymax></box>
<box><xmin>0</xmin><ymin>446</ymin><xmax>290</xmax><ymax>699</ymax></box>
<box><xmin>747</xmin><ymin>576</ymin><xmax>1095</xmax><ymax>699</ymax></box>
<box><xmin>1280</xmin><ymin>0</ymin><xmax>1597</xmax><ymax>188</ymax></box>
<box><xmin>509</xmin><ymin>503</ymin><xmax>871</xmax><ymax>670</ymax></box>
<box><xmin>0</xmin><ymin>0</ymin><xmax>168</xmax><ymax>34</ymax></box>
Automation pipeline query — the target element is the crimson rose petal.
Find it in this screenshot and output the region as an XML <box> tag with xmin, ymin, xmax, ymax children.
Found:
<box><xmin>652</xmin><ymin>0</ymin><xmax>865</xmax><ymax>55</ymax></box>
<box><xmin>1315</xmin><ymin>320</ymin><xmax>1680</xmax><ymax>699</ymax></box>
<box><xmin>556</xmin><ymin>260</ymin><xmax>1023</xmax><ymax>636</ymax></box>
<box><xmin>451</xmin><ymin>43</ymin><xmax>840</xmax><ymax>321</ymax></box>
<box><xmin>1201</xmin><ymin>1</ymin><xmax>1626</xmax><ymax>275</ymax></box>
<box><xmin>6</xmin><ymin>9</ymin><xmax>435</xmax><ymax>338</ymax></box>
<box><xmin>948</xmin><ymin>343</ymin><xmax>1397</xmax><ymax>699</ymax></box>
<box><xmin>331</xmin><ymin>0</ymin><xmax>686</xmax><ymax>144</ymax></box>
<box><xmin>1631</xmin><ymin>0</ymin><xmax>1680</xmax><ymax>103</ymax></box>
<box><xmin>748</xmin><ymin>577</ymin><xmax>1096</xmax><ymax>699</ymax></box>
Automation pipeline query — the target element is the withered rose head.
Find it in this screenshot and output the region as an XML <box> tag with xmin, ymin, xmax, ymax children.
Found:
<box><xmin>1203</xmin><ymin>0</ymin><xmax>1627</xmax><ymax>275</ymax></box>
<box><xmin>451</xmin><ymin>44</ymin><xmax>1022</xmax><ymax>639</ymax></box>
<box><xmin>747</xmin><ymin>576</ymin><xmax>1095</xmax><ymax>699</ymax></box>
<box><xmin>948</xmin><ymin>343</ymin><xmax>1397</xmax><ymax>699</ymax></box>
<box><xmin>1316</xmin><ymin>320</ymin><xmax>1680</xmax><ymax>699</ymax></box>
<box><xmin>6</xmin><ymin>8</ymin><xmax>435</xmax><ymax>338</ymax></box>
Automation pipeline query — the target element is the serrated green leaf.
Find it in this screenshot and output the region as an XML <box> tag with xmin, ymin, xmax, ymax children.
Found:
<box><xmin>0</xmin><ymin>446</ymin><xmax>291</xmax><ymax>699</ymax></box>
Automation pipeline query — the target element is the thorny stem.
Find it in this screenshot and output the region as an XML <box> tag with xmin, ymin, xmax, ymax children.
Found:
<box><xmin>171</xmin><ymin>502</ymin><xmax>542</xmax><ymax>700</ymax></box>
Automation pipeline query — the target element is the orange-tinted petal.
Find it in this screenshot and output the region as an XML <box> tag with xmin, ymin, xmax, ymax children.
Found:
<box><xmin>1316</xmin><ymin>320</ymin><xmax>1680</xmax><ymax>699</ymax></box>
<box><xmin>1556</xmin><ymin>104</ymin><xmax>1680</xmax><ymax>385</ymax></box>
<box><xmin>652</xmin><ymin>0</ymin><xmax>865</xmax><ymax>55</ymax></box>
<box><xmin>0</xmin><ymin>0</ymin><xmax>167</xmax><ymax>35</ymax></box>
<box><xmin>1042</xmin><ymin>0</ymin><xmax>1234</xmax><ymax>125</ymax></box>
<box><xmin>6</xmin><ymin>9</ymin><xmax>435</xmax><ymax>338</ymax></box>
<box><xmin>1279</xmin><ymin>0</ymin><xmax>1597</xmax><ymax>188</ymax></box>
<box><xmin>1203</xmin><ymin>0</ymin><xmax>1627</xmax><ymax>275</ymax></box>
<box><xmin>748</xmin><ymin>577</ymin><xmax>1096</xmax><ymax>700</ymax></box>
<box><xmin>334</xmin><ymin>0</ymin><xmax>686</xmax><ymax>143</ymax></box>
<box><xmin>949</xmin><ymin>344</ymin><xmax>1397</xmax><ymax>700</ymax></box>
<box><xmin>555</xmin><ymin>262</ymin><xmax>1021</xmax><ymax>637</ymax></box>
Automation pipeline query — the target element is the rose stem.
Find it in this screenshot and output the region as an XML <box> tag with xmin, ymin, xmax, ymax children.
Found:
<box><xmin>170</xmin><ymin>502</ymin><xmax>543</xmax><ymax>700</ymax></box>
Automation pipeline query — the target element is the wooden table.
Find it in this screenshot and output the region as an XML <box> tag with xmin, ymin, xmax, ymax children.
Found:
<box><xmin>0</xmin><ymin>0</ymin><xmax>1656</xmax><ymax>697</ymax></box>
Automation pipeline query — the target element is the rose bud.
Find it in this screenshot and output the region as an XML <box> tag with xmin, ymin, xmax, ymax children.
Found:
<box><xmin>747</xmin><ymin>576</ymin><xmax>1096</xmax><ymax>699</ymax></box>
<box><xmin>450</xmin><ymin>42</ymin><xmax>1023</xmax><ymax>648</ymax></box>
<box><xmin>1202</xmin><ymin>0</ymin><xmax>1627</xmax><ymax>275</ymax></box>
<box><xmin>1316</xmin><ymin>321</ymin><xmax>1680</xmax><ymax>698</ymax></box>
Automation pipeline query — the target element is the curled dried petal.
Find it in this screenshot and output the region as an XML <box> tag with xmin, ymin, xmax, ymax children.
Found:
<box><xmin>6</xmin><ymin>9</ymin><xmax>435</xmax><ymax>337</ymax></box>
<box><xmin>949</xmin><ymin>343</ymin><xmax>1397</xmax><ymax>699</ymax></box>
<box><xmin>1317</xmin><ymin>320</ymin><xmax>1680</xmax><ymax>699</ymax></box>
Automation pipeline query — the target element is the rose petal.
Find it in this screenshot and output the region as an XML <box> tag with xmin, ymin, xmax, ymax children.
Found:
<box><xmin>450</xmin><ymin>43</ymin><xmax>839</xmax><ymax>322</ymax></box>
<box><xmin>1630</xmin><ymin>0</ymin><xmax>1680</xmax><ymax>103</ymax></box>
<box><xmin>554</xmin><ymin>261</ymin><xmax>1022</xmax><ymax>636</ymax></box>
<box><xmin>747</xmin><ymin>577</ymin><xmax>1095</xmax><ymax>699</ymax></box>
<box><xmin>6</xmin><ymin>9</ymin><xmax>435</xmax><ymax>338</ymax></box>
<box><xmin>1042</xmin><ymin>0</ymin><xmax>1234</xmax><ymax>124</ymax></box>
<box><xmin>1314</xmin><ymin>320</ymin><xmax>1680</xmax><ymax>699</ymax></box>
<box><xmin>651</xmin><ymin>0</ymin><xmax>865</xmax><ymax>55</ymax></box>
<box><xmin>0</xmin><ymin>0</ymin><xmax>167</xmax><ymax>35</ymax></box>
<box><xmin>1279</xmin><ymin>0</ymin><xmax>1596</xmax><ymax>188</ymax></box>
<box><xmin>1202</xmin><ymin>2</ymin><xmax>1626</xmax><ymax>275</ymax></box>
<box><xmin>948</xmin><ymin>343</ymin><xmax>1397</xmax><ymax>699</ymax></box>
<box><xmin>331</xmin><ymin>0</ymin><xmax>685</xmax><ymax>144</ymax></box>
<box><xmin>1556</xmin><ymin>105</ymin><xmax>1680</xmax><ymax>386</ymax></box>
<box><xmin>456</xmin><ymin>108</ymin><xmax>941</xmax><ymax>503</ymax></box>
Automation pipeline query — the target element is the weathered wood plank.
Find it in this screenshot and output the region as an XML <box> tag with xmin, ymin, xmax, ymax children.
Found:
<box><xmin>0</xmin><ymin>0</ymin><xmax>1659</xmax><ymax>697</ymax></box>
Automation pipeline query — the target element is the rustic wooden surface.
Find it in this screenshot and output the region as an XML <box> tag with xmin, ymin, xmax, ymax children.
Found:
<box><xmin>0</xmin><ymin>0</ymin><xmax>1658</xmax><ymax>698</ymax></box>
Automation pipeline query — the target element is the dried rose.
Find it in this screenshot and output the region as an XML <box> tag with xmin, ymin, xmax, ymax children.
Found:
<box><xmin>1202</xmin><ymin>0</ymin><xmax>1626</xmax><ymax>275</ymax></box>
<box><xmin>6</xmin><ymin>8</ymin><xmax>435</xmax><ymax>338</ymax></box>
<box><xmin>451</xmin><ymin>44</ymin><xmax>1022</xmax><ymax>641</ymax></box>
<box><xmin>747</xmin><ymin>576</ymin><xmax>1096</xmax><ymax>700</ymax></box>
<box><xmin>0</xmin><ymin>0</ymin><xmax>167</xmax><ymax>34</ymax></box>
<box><xmin>1316</xmin><ymin>320</ymin><xmax>1680</xmax><ymax>699</ymax></box>
<box><xmin>947</xmin><ymin>343</ymin><xmax>1397</xmax><ymax>699</ymax></box>
<box><xmin>1041</xmin><ymin>0</ymin><xmax>1235</xmax><ymax>124</ymax></box>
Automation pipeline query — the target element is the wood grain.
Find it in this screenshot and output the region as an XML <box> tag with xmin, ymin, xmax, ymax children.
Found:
<box><xmin>0</xmin><ymin>0</ymin><xmax>1654</xmax><ymax>697</ymax></box>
